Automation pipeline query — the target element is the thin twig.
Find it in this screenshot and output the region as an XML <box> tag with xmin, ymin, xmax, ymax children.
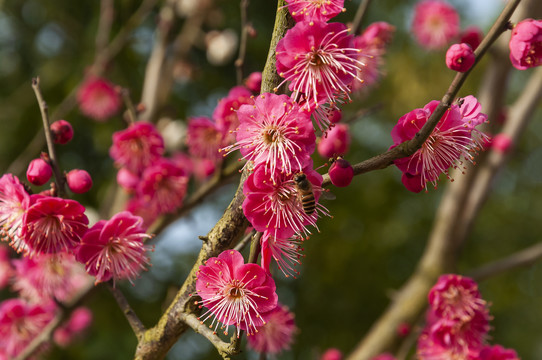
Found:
<box><xmin>31</xmin><ymin>77</ymin><xmax>66</xmax><ymax>196</ymax></box>
<box><xmin>234</xmin><ymin>228</ymin><xmax>257</xmax><ymax>251</ymax></box>
<box><xmin>179</xmin><ymin>313</ymin><xmax>239</xmax><ymax>358</ymax></box>
<box><xmin>96</xmin><ymin>0</ymin><xmax>114</xmax><ymax>54</ymax></box>
<box><xmin>121</xmin><ymin>88</ymin><xmax>138</xmax><ymax>125</ymax></box>
<box><xmin>235</xmin><ymin>0</ymin><xmax>250</xmax><ymax>85</ymax></box>
<box><xmin>107</xmin><ymin>282</ymin><xmax>146</xmax><ymax>339</ymax></box>
<box><xmin>351</xmin><ymin>0</ymin><xmax>371</xmax><ymax>35</ymax></box>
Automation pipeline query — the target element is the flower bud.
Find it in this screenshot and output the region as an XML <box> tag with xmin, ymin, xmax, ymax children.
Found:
<box><xmin>459</xmin><ymin>26</ymin><xmax>483</xmax><ymax>50</ymax></box>
<box><xmin>328</xmin><ymin>110</ymin><xmax>342</xmax><ymax>124</ymax></box>
<box><xmin>27</xmin><ymin>159</ymin><xmax>52</xmax><ymax>186</ymax></box>
<box><xmin>492</xmin><ymin>133</ymin><xmax>513</xmax><ymax>154</ymax></box>
<box><xmin>66</xmin><ymin>169</ymin><xmax>93</xmax><ymax>194</ymax></box>
<box><xmin>329</xmin><ymin>158</ymin><xmax>354</xmax><ymax>187</ymax></box>
<box><xmin>445</xmin><ymin>43</ymin><xmax>475</xmax><ymax>72</ymax></box>
<box><xmin>116</xmin><ymin>168</ymin><xmax>139</xmax><ymax>191</ymax></box>
<box><xmin>245</xmin><ymin>72</ymin><xmax>262</xmax><ymax>93</ymax></box>
<box><xmin>50</xmin><ymin>120</ymin><xmax>74</xmax><ymax>145</ymax></box>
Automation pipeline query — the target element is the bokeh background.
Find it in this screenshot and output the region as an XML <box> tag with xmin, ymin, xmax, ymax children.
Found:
<box><xmin>1</xmin><ymin>0</ymin><xmax>541</xmax><ymax>359</ymax></box>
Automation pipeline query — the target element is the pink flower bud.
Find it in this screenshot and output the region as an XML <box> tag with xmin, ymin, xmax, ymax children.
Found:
<box><xmin>397</xmin><ymin>322</ymin><xmax>411</xmax><ymax>337</ymax></box>
<box><xmin>320</xmin><ymin>348</ymin><xmax>342</xmax><ymax>360</ymax></box>
<box><xmin>66</xmin><ymin>169</ymin><xmax>93</xmax><ymax>194</ymax></box>
<box><xmin>50</xmin><ymin>120</ymin><xmax>74</xmax><ymax>145</ymax></box>
<box><xmin>245</xmin><ymin>72</ymin><xmax>262</xmax><ymax>93</ymax></box>
<box><xmin>318</xmin><ymin>124</ymin><xmax>350</xmax><ymax>158</ymax></box>
<box><xmin>459</xmin><ymin>26</ymin><xmax>483</xmax><ymax>50</ymax></box>
<box><xmin>26</xmin><ymin>158</ymin><xmax>52</xmax><ymax>186</ymax></box>
<box><xmin>492</xmin><ymin>133</ymin><xmax>513</xmax><ymax>154</ymax></box>
<box><xmin>328</xmin><ymin>110</ymin><xmax>342</xmax><ymax>124</ymax></box>
<box><xmin>445</xmin><ymin>43</ymin><xmax>475</xmax><ymax>72</ymax></box>
<box><xmin>329</xmin><ymin>158</ymin><xmax>354</xmax><ymax>187</ymax></box>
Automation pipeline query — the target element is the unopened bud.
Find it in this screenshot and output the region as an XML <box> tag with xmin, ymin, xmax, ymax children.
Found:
<box><xmin>66</xmin><ymin>169</ymin><xmax>93</xmax><ymax>194</ymax></box>
<box><xmin>50</xmin><ymin>120</ymin><xmax>74</xmax><ymax>145</ymax></box>
<box><xmin>27</xmin><ymin>158</ymin><xmax>52</xmax><ymax>186</ymax></box>
<box><xmin>329</xmin><ymin>158</ymin><xmax>354</xmax><ymax>187</ymax></box>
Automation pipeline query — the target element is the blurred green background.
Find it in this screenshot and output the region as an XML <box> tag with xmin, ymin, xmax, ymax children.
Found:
<box><xmin>1</xmin><ymin>0</ymin><xmax>541</xmax><ymax>359</ymax></box>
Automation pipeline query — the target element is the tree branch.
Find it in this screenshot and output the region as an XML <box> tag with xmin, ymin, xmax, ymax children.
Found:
<box><xmin>107</xmin><ymin>282</ymin><xmax>146</xmax><ymax>339</ymax></box>
<box><xmin>351</xmin><ymin>0</ymin><xmax>371</xmax><ymax>36</ymax></box>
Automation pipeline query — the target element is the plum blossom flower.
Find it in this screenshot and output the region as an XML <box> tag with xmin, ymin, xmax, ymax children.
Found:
<box><xmin>222</xmin><ymin>93</ymin><xmax>315</xmax><ymax>179</ymax></box>
<box><xmin>213</xmin><ymin>86</ymin><xmax>254</xmax><ymax>144</ymax></box>
<box><xmin>186</xmin><ymin>116</ymin><xmax>225</xmax><ymax>161</ymax></box>
<box><xmin>260</xmin><ymin>232</ymin><xmax>304</xmax><ymax>278</ymax></box>
<box><xmin>0</xmin><ymin>246</ymin><xmax>13</xmax><ymax>289</ymax></box>
<box><xmin>428</xmin><ymin>274</ymin><xmax>487</xmax><ymax>322</ymax></box>
<box><xmin>109</xmin><ymin>122</ymin><xmax>165</xmax><ymax>175</ymax></box>
<box><xmin>136</xmin><ymin>159</ymin><xmax>189</xmax><ymax>215</ymax></box>
<box><xmin>284</xmin><ymin>0</ymin><xmax>345</xmax><ymax>24</ymax></box>
<box><xmin>0</xmin><ymin>298</ymin><xmax>55</xmax><ymax>358</ymax></box>
<box><xmin>77</xmin><ymin>77</ymin><xmax>121</xmax><ymax>121</ymax></box>
<box><xmin>196</xmin><ymin>249</ymin><xmax>278</xmax><ymax>336</ymax></box>
<box><xmin>247</xmin><ymin>303</ymin><xmax>297</xmax><ymax>354</ymax></box>
<box><xmin>75</xmin><ymin>211</ymin><xmax>152</xmax><ymax>284</ymax></box>
<box><xmin>509</xmin><ymin>18</ymin><xmax>542</xmax><ymax>70</ymax></box>
<box><xmin>479</xmin><ymin>345</ymin><xmax>520</xmax><ymax>360</ymax></box>
<box><xmin>446</xmin><ymin>43</ymin><xmax>475</xmax><ymax>72</ymax></box>
<box><xmin>411</xmin><ymin>0</ymin><xmax>459</xmax><ymax>50</ymax></box>
<box><xmin>276</xmin><ymin>21</ymin><xmax>363</xmax><ymax>109</ymax></box>
<box><xmin>21</xmin><ymin>195</ymin><xmax>89</xmax><ymax>255</ymax></box>
<box><xmin>0</xmin><ymin>174</ymin><xmax>30</xmax><ymax>253</ymax></box>
<box><xmin>321</xmin><ymin>348</ymin><xmax>343</xmax><ymax>360</ymax></box>
<box><xmin>12</xmin><ymin>252</ymin><xmax>91</xmax><ymax>303</ymax></box>
<box><xmin>389</xmin><ymin>97</ymin><xmax>488</xmax><ymax>193</ymax></box>
<box><xmin>243</xmin><ymin>162</ymin><xmax>327</xmax><ymax>240</ymax></box>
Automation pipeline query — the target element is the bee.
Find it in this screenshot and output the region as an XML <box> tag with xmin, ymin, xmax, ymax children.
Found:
<box><xmin>294</xmin><ymin>173</ymin><xmax>316</xmax><ymax>215</ymax></box>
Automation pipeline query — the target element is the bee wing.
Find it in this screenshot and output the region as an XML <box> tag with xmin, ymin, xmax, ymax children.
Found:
<box><xmin>319</xmin><ymin>189</ymin><xmax>336</xmax><ymax>201</ymax></box>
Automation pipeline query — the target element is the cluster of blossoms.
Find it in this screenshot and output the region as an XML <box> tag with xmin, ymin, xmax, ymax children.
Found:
<box><xmin>417</xmin><ymin>274</ymin><xmax>520</xmax><ymax>360</ymax></box>
<box><xmin>390</xmin><ymin>95</ymin><xmax>489</xmax><ymax>193</ymax></box>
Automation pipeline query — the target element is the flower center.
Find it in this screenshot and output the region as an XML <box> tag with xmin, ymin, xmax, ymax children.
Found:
<box><xmin>263</xmin><ymin>127</ymin><xmax>281</xmax><ymax>144</ymax></box>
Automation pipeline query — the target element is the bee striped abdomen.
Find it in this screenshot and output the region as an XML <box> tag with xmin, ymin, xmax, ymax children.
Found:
<box><xmin>300</xmin><ymin>193</ymin><xmax>316</xmax><ymax>215</ymax></box>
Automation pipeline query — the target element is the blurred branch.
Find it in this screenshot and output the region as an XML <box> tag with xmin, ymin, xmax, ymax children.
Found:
<box><xmin>31</xmin><ymin>77</ymin><xmax>66</xmax><ymax>197</ymax></box>
<box><xmin>351</xmin><ymin>0</ymin><xmax>371</xmax><ymax>35</ymax></box>
<box><xmin>133</xmin><ymin>1</ymin><xmax>291</xmax><ymax>358</ymax></box>
<box><xmin>322</xmin><ymin>0</ymin><xmax>522</xmax><ymax>188</ymax></box>
<box><xmin>235</xmin><ymin>0</ymin><xmax>250</xmax><ymax>85</ymax></box>
<box><xmin>107</xmin><ymin>282</ymin><xmax>146</xmax><ymax>339</ymax></box>
<box><xmin>121</xmin><ymin>88</ymin><xmax>138</xmax><ymax>125</ymax></box>
<box><xmin>234</xmin><ymin>228</ymin><xmax>257</xmax><ymax>251</ymax></box>
<box><xmin>469</xmin><ymin>241</ymin><xmax>542</xmax><ymax>282</ymax></box>
<box><xmin>96</xmin><ymin>0</ymin><xmax>114</xmax><ymax>54</ymax></box>
<box><xmin>345</xmin><ymin>1</ymin><xmax>524</xmax><ymax>359</ymax></box>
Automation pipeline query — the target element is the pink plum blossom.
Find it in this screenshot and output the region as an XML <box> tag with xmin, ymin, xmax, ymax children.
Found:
<box><xmin>222</xmin><ymin>93</ymin><xmax>315</xmax><ymax>179</ymax></box>
<box><xmin>66</xmin><ymin>169</ymin><xmax>93</xmax><ymax>194</ymax></box>
<box><xmin>371</xmin><ymin>354</ymin><xmax>396</xmax><ymax>360</ymax></box>
<box><xmin>75</xmin><ymin>211</ymin><xmax>151</xmax><ymax>284</ymax></box>
<box><xmin>247</xmin><ymin>303</ymin><xmax>297</xmax><ymax>354</ymax></box>
<box><xmin>116</xmin><ymin>168</ymin><xmax>140</xmax><ymax>192</ymax></box>
<box><xmin>186</xmin><ymin>116</ymin><xmax>225</xmax><ymax>161</ymax></box>
<box><xmin>390</xmin><ymin>98</ymin><xmax>488</xmax><ymax>193</ymax></box>
<box><xmin>284</xmin><ymin>0</ymin><xmax>345</xmax><ymax>24</ymax></box>
<box><xmin>26</xmin><ymin>158</ymin><xmax>52</xmax><ymax>186</ymax></box>
<box><xmin>276</xmin><ymin>21</ymin><xmax>363</xmax><ymax>109</ymax></box>
<box><xmin>460</xmin><ymin>26</ymin><xmax>483</xmax><ymax>50</ymax></box>
<box><xmin>21</xmin><ymin>195</ymin><xmax>89</xmax><ymax>255</ymax></box>
<box><xmin>509</xmin><ymin>18</ymin><xmax>542</xmax><ymax>70</ymax></box>
<box><xmin>411</xmin><ymin>0</ymin><xmax>460</xmax><ymax>50</ymax></box>
<box><xmin>243</xmin><ymin>162</ymin><xmax>327</xmax><ymax>240</ymax></box>
<box><xmin>0</xmin><ymin>298</ymin><xmax>55</xmax><ymax>358</ymax></box>
<box><xmin>479</xmin><ymin>345</ymin><xmax>520</xmax><ymax>360</ymax></box>
<box><xmin>318</xmin><ymin>123</ymin><xmax>350</xmax><ymax>158</ymax></box>
<box><xmin>213</xmin><ymin>86</ymin><xmax>254</xmax><ymax>144</ymax></box>
<box><xmin>109</xmin><ymin>121</ymin><xmax>165</xmax><ymax>175</ymax></box>
<box><xmin>446</xmin><ymin>43</ymin><xmax>475</xmax><ymax>72</ymax></box>
<box><xmin>12</xmin><ymin>252</ymin><xmax>91</xmax><ymax>303</ymax></box>
<box><xmin>0</xmin><ymin>174</ymin><xmax>30</xmax><ymax>253</ymax></box>
<box><xmin>428</xmin><ymin>274</ymin><xmax>487</xmax><ymax>322</ymax></box>
<box><xmin>77</xmin><ymin>77</ymin><xmax>121</xmax><ymax>121</ymax></box>
<box><xmin>260</xmin><ymin>232</ymin><xmax>304</xmax><ymax>278</ymax></box>
<box><xmin>196</xmin><ymin>249</ymin><xmax>278</xmax><ymax>336</ymax></box>
<box><xmin>136</xmin><ymin>158</ymin><xmax>189</xmax><ymax>215</ymax></box>
<box><xmin>50</xmin><ymin>120</ymin><xmax>74</xmax><ymax>145</ymax></box>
